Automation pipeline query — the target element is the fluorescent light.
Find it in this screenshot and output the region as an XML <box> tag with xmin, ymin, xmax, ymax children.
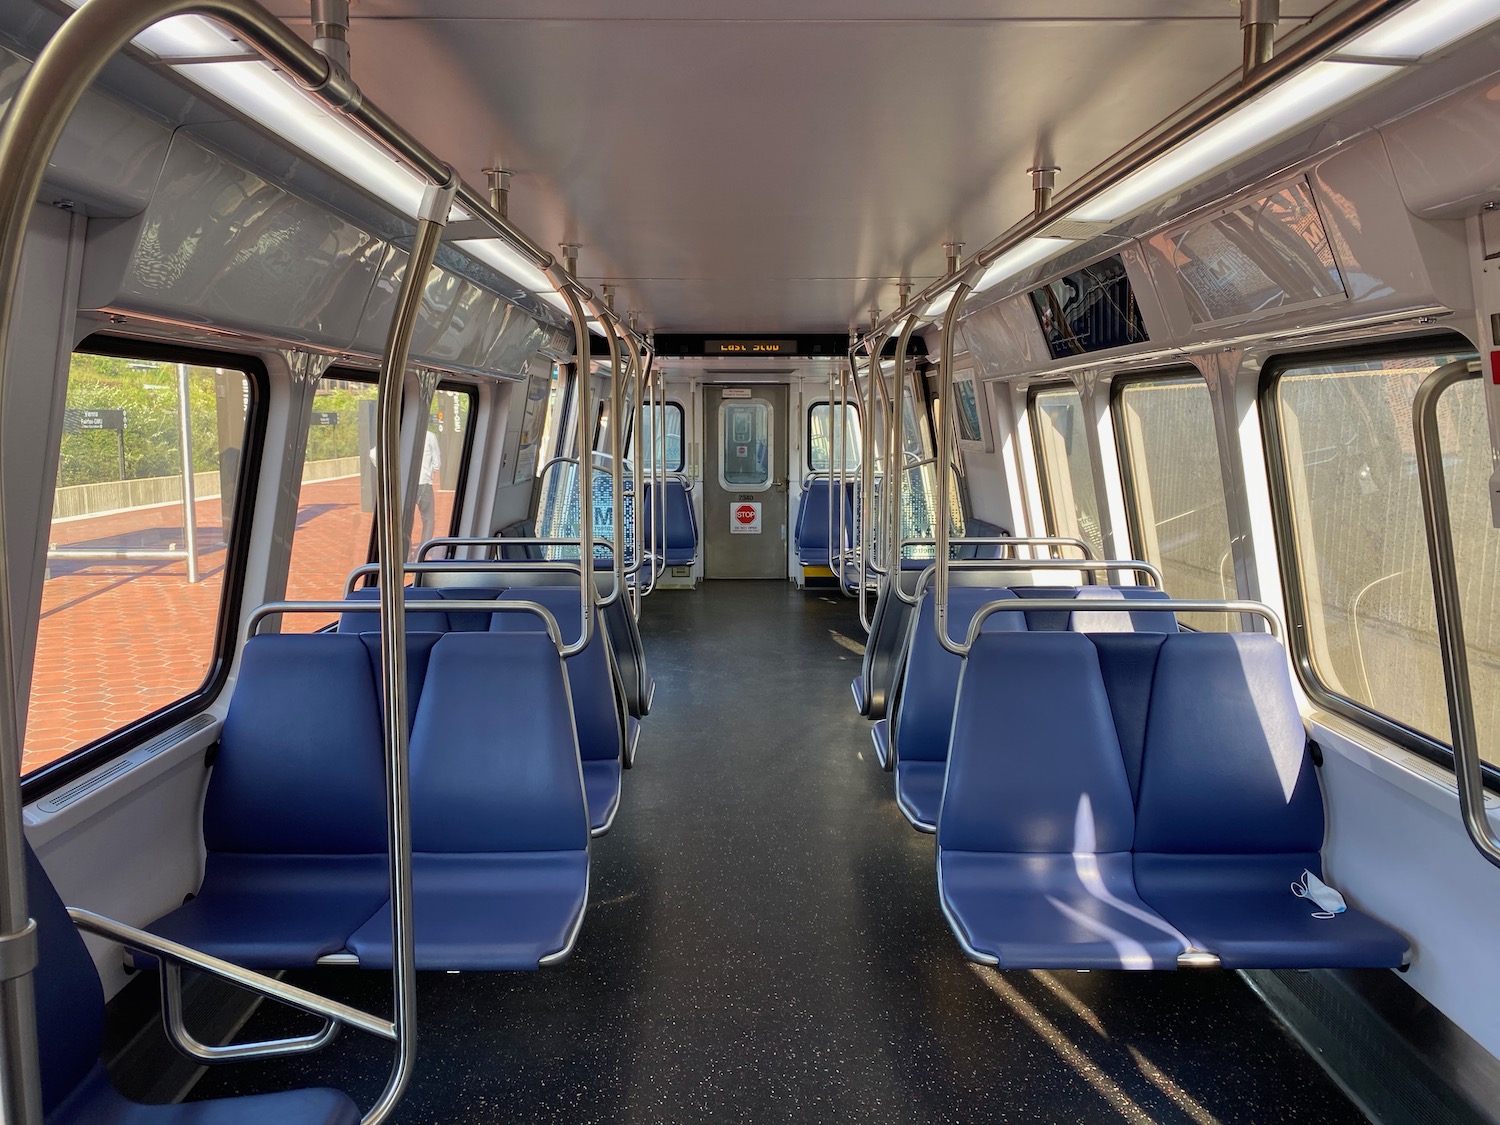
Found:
<box><xmin>68</xmin><ymin>2</ymin><xmax>570</xmax><ymax>317</ymax></box>
<box><xmin>1072</xmin><ymin>61</ymin><xmax>1398</xmax><ymax>224</ymax></box>
<box><xmin>973</xmin><ymin>237</ymin><xmax>1079</xmax><ymax>294</ymax></box>
<box><xmin>1343</xmin><ymin>0</ymin><xmax>1500</xmax><ymax>59</ymax></box>
<box><xmin>176</xmin><ymin>61</ymin><xmax>433</xmax><ymax>217</ymax></box>
<box><xmin>454</xmin><ymin>239</ymin><xmax>559</xmax><ymax>301</ymax></box>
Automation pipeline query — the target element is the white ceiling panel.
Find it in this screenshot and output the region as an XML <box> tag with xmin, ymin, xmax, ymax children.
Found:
<box><xmin>265</xmin><ymin>1</ymin><xmax>1319</xmax><ymax>332</ymax></box>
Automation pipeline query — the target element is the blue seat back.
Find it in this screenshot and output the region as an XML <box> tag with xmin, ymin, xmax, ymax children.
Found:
<box><xmin>1133</xmin><ymin>633</ymin><xmax>1321</xmax><ymax>855</ymax></box>
<box><xmin>434</xmin><ymin>586</ymin><xmax>507</xmax><ymax>632</ymax></box>
<box><xmin>492</xmin><ymin>588</ymin><xmax>621</xmax><ymax>763</ymax></box>
<box><xmin>939</xmin><ymin>632</ymin><xmax>1136</xmax><ymax>856</ymax></box>
<box><xmin>338</xmin><ymin>585</ymin><xmax>450</xmax><ymax>633</ymax></box>
<box><xmin>207</xmin><ymin>634</ymin><xmax>390</xmax><ymax>855</ymax></box>
<box><xmin>642</xmin><ymin>479</ymin><xmax>697</xmax><ymax>564</ymax></box>
<box><xmin>1088</xmin><ymin>633</ymin><xmax>1169</xmax><ymax>801</ymax></box>
<box><xmin>27</xmin><ymin>843</ymin><xmax>105</xmax><ymax>1117</ymax></box>
<box><xmin>409</xmin><ymin>633</ymin><xmax>589</xmax><ymax>854</ymax></box>
<box><xmin>356</xmin><ymin>632</ymin><xmax>442</xmax><ymax>732</ymax></box>
<box><xmin>1007</xmin><ymin>585</ymin><xmax>1177</xmax><ymax>632</ymax></box>
<box><xmin>894</xmin><ymin>587</ymin><xmax>1021</xmax><ymax>763</ymax></box>
<box><xmin>795</xmin><ymin>479</ymin><xmax>855</xmax><ymax>565</ymax></box>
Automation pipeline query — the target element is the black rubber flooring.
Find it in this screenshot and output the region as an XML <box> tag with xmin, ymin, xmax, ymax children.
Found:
<box><xmin>190</xmin><ymin>581</ymin><xmax>1367</xmax><ymax>1124</ymax></box>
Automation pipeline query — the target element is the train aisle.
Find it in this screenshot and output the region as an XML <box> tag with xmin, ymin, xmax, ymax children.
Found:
<box><xmin>189</xmin><ymin>582</ymin><xmax>1366</xmax><ymax>1123</ymax></box>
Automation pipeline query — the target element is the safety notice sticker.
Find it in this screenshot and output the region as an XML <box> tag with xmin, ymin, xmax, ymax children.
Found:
<box><xmin>731</xmin><ymin>502</ymin><xmax>762</xmax><ymax>534</ymax></box>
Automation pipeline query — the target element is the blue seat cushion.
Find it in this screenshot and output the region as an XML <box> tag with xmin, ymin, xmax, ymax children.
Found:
<box><xmin>581</xmin><ymin>759</ymin><xmax>622</xmax><ymax>834</ymax></box>
<box><xmin>939</xmin><ymin>851</ymin><xmax>1186</xmax><ymax>970</ymax></box>
<box><xmin>146</xmin><ymin>854</ymin><xmax>389</xmax><ymax>968</ymax></box>
<box><xmin>869</xmin><ymin>719</ymin><xmax>889</xmax><ymax>769</ymax></box>
<box><xmin>1133</xmin><ymin>853</ymin><xmax>1409</xmax><ymax>969</ymax></box>
<box><xmin>345</xmin><ymin>852</ymin><xmax>589</xmax><ymax>971</ymax></box>
<box><xmin>894</xmin><ymin>760</ymin><xmax>944</xmax><ymax>832</ymax></box>
<box><xmin>48</xmin><ymin>1064</ymin><xmax>359</xmax><ymax>1125</ymax></box>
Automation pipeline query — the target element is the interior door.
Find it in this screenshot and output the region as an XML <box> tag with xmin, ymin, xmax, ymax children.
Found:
<box><xmin>703</xmin><ymin>385</ymin><xmax>788</xmax><ymax>578</ymax></box>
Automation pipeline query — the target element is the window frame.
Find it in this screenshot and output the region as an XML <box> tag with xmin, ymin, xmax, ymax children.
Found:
<box><xmin>632</xmin><ymin>400</ymin><xmax>685</xmax><ymax>473</ymax></box>
<box><xmin>1109</xmin><ymin>365</ymin><xmax>1227</xmax><ymax>581</ymax></box>
<box><xmin>1257</xmin><ymin>332</ymin><xmax>1497</xmax><ymax>787</ymax></box>
<box><xmin>1028</xmin><ymin>381</ymin><xmax>1074</xmax><ymax>545</ymax></box>
<box><xmin>432</xmin><ymin>379</ymin><xmax>478</xmax><ymax>540</ymax></box>
<box><xmin>23</xmin><ymin>337</ymin><xmax>269</xmax><ymax>800</ymax></box>
<box><xmin>805</xmin><ymin>399</ymin><xmax>861</xmax><ymax>475</ymax></box>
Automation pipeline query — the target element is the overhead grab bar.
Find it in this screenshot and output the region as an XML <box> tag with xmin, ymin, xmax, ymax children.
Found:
<box><xmin>1412</xmin><ymin>359</ymin><xmax>1500</xmax><ymax>870</ymax></box>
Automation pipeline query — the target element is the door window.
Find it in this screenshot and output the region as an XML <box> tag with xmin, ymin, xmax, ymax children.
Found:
<box><xmin>719</xmin><ymin>400</ymin><xmax>772</xmax><ymax>491</ymax></box>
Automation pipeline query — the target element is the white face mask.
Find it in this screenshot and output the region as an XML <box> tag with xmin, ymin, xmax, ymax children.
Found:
<box><xmin>1291</xmin><ymin>870</ymin><xmax>1348</xmax><ymax>920</ymax></box>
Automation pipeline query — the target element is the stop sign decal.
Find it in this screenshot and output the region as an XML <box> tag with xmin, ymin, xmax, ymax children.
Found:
<box><xmin>731</xmin><ymin>502</ymin><xmax>762</xmax><ymax>534</ymax></box>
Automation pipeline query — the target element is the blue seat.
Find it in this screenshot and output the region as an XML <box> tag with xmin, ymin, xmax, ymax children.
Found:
<box><xmin>1130</xmin><ymin>633</ymin><xmax>1409</xmax><ymax>969</ymax></box>
<box><xmin>937</xmin><ymin>632</ymin><xmax>1187</xmax><ymax>970</ymax></box>
<box><xmin>492</xmin><ymin>589</ymin><xmax>624</xmax><ymax>835</ymax></box>
<box><xmin>891</xmin><ymin>588</ymin><xmax>1022</xmax><ymax>831</ymax></box>
<box><xmin>147</xmin><ymin>634</ymin><xmax>420</xmax><ymax>967</ymax></box>
<box><xmin>1008</xmin><ymin>585</ymin><xmax>1178</xmax><ymax>632</ymax></box>
<box><xmin>641</xmin><ymin>478</ymin><xmax>698</xmax><ymax>567</ymax></box>
<box><xmin>337</xmin><ymin>585</ymin><xmax>450</xmax><ymax>633</ymax></box>
<box><xmin>30</xmin><ymin>844</ymin><xmax>360</xmax><ymax>1125</ymax></box>
<box><xmin>345</xmin><ymin>632</ymin><xmax>590</xmax><ymax>970</ymax></box>
<box><xmin>794</xmin><ymin>478</ymin><xmax>856</xmax><ymax>569</ymax></box>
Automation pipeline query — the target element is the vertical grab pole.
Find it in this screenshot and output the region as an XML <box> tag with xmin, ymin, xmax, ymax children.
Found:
<box><xmin>600</xmin><ymin>314</ymin><xmax>626</xmax><ymax>609</ymax></box>
<box><xmin>934</xmin><ymin>281</ymin><xmax>973</xmax><ymax>657</ymax></box>
<box><xmin>556</xmin><ymin>294</ymin><xmax>594</xmax><ymax>655</ymax></box>
<box><xmin>628</xmin><ymin>338</ymin><xmax>644</xmax><ymax>616</ymax></box>
<box><xmin>888</xmin><ymin>316</ymin><xmax>919</xmax><ymax>580</ymax></box>
<box><xmin>826</xmin><ymin>352</ymin><xmax>839</xmax><ymax>583</ymax></box>
<box><xmin>176</xmin><ymin>362</ymin><xmax>200</xmax><ymax>584</ymax></box>
<box><xmin>1412</xmin><ymin>360</ymin><xmax>1500</xmax><ymax>870</ymax></box>
<box><xmin>364</xmin><ymin>174</ymin><xmax>456</xmax><ymax>1125</ymax></box>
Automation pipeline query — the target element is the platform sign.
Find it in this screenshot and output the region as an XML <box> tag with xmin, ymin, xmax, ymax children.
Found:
<box><xmin>310</xmin><ymin>411</ymin><xmax>340</xmax><ymax>426</ymax></box>
<box><xmin>731</xmin><ymin>502</ymin><xmax>761</xmax><ymax>534</ymax></box>
<box><xmin>63</xmin><ymin>408</ymin><xmax>124</xmax><ymax>433</ymax></box>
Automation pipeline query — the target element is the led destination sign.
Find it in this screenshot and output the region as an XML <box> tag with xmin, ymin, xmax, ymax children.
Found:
<box><xmin>706</xmin><ymin>339</ymin><xmax>797</xmax><ymax>355</ymax></box>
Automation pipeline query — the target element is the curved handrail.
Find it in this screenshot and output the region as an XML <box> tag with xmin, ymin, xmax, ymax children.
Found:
<box><xmin>893</xmin><ymin>536</ymin><xmax>1096</xmax><ymax>605</ymax></box>
<box><xmin>912</xmin><ymin>557</ymin><xmax>1165</xmax><ymax>601</ymax></box>
<box><xmin>932</xmin><ymin>274</ymin><xmax>975</xmax><ymax>659</ymax></box>
<box><xmin>247</xmin><ymin>599</ymin><xmax>564</xmax><ymax>650</ymax></box>
<box><xmin>1411</xmin><ymin>359</ymin><xmax>1500</xmax><ymax>870</ymax></box>
<box><xmin>958</xmin><ymin>597</ymin><xmax>1282</xmax><ymax>653</ymax></box>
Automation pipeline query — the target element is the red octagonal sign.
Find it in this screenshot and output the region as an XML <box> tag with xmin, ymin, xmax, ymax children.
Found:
<box><xmin>735</xmin><ymin>504</ymin><xmax>757</xmax><ymax>524</ymax></box>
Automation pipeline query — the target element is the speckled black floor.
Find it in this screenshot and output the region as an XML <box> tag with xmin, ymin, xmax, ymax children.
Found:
<box><xmin>187</xmin><ymin>581</ymin><xmax>1367</xmax><ymax>1123</ymax></box>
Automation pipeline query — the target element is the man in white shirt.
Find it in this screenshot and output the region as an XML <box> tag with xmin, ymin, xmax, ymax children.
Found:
<box><xmin>369</xmin><ymin>427</ymin><xmax>443</xmax><ymax>560</ymax></box>
<box><xmin>416</xmin><ymin>427</ymin><xmax>442</xmax><ymax>554</ymax></box>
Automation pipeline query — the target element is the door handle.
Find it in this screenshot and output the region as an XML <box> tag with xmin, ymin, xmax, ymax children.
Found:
<box><xmin>773</xmin><ymin>480</ymin><xmax>788</xmax><ymax>493</ymax></box>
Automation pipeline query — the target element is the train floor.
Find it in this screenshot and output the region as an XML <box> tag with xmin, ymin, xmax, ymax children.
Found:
<box><xmin>183</xmin><ymin>580</ymin><xmax>1367</xmax><ymax>1124</ymax></box>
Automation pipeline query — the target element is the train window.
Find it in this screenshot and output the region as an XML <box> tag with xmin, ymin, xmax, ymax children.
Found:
<box><xmin>1030</xmin><ymin>384</ymin><xmax>1105</xmax><ymax>558</ymax></box>
<box><xmin>1265</xmin><ymin>346</ymin><xmax>1498</xmax><ymax>767</ymax></box>
<box><xmin>633</xmin><ymin>403</ymin><xmax>684</xmax><ymax>472</ymax></box>
<box><xmin>283</xmin><ymin>374</ymin><xmax>379</xmax><ymax>627</ymax></box>
<box><xmin>425</xmin><ymin>384</ymin><xmax>475</xmax><ymax>548</ymax></box>
<box><xmin>25</xmin><ymin>349</ymin><xmax>260</xmax><ymax>778</ymax></box>
<box><xmin>1114</xmin><ymin>372</ymin><xmax>1233</xmax><ymax>629</ymax></box>
<box><xmin>808</xmin><ymin>402</ymin><xmax>861</xmax><ymax>473</ymax></box>
<box><xmin>719</xmin><ymin>400</ymin><xmax>771</xmax><ymax>490</ymax></box>
<box><xmin>536</xmin><ymin>364</ymin><xmax>572</xmax><ymax>469</ymax></box>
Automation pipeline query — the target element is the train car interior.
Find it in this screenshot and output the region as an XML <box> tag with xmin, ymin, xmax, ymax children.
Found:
<box><xmin>0</xmin><ymin>0</ymin><xmax>1498</xmax><ymax>1121</ymax></box>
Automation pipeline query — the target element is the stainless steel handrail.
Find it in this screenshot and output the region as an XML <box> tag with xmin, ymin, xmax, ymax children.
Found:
<box><xmin>247</xmin><ymin>599</ymin><xmax>564</xmax><ymax>649</ymax></box>
<box><xmin>1412</xmin><ymin>359</ymin><xmax>1500</xmax><ymax>870</ymax></box>
<box><xmin>368</xmin><ymin>172</ymin><xmax>453</xmax><ymax>1125</ymax></box>
<box><xmin>414</xmin><ymin>535</ymin><xmax>614</xmax><ymax>564</ymax></box>
<box><xmin>958</xmin><ymin>598</ymin><xmax>1282</xmax><ymax>653</ymax></box>
<box><xmin>895</xmin><ymin>535</ymin><xmax>1098</xmax><ymax>602</ymax></box>
<box><xmin>344</xmin><ymin>556</ymin><xmax>603</xmax><ymax>596</ymax></box>
<box><xmin>932</xmin><ymin>276</ymin><xmax>976</xmax><ymax>660</ymax></box>
<box><xmin>70</xmin><ymin>908</ymin><xmax>397</xmax><ymax>1040</ymax></box>
<box><xmin>860</xmin><ymin>0</ymin><xmax>1411</xmax><ymax>344</ymax></box>
<box><xmin>913</xmin><ymin>557</ymin><xmax>1165</xmax><ymax>603</ymax></box>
